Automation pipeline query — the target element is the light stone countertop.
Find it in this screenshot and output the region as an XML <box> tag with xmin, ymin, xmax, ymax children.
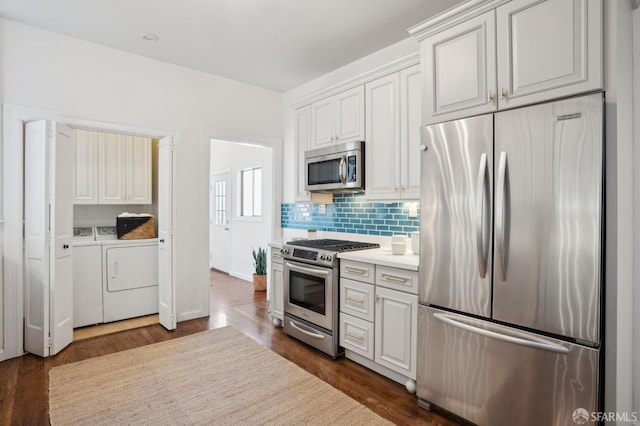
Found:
<box><xmin>337</xmin><ymin>247</ymin><xmax>419</xmax><ymax>271</ymax></box>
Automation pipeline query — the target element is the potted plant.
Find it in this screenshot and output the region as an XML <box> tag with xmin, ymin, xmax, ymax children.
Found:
<box><xmin>252</xmin><ymin>247</ymin><xmax>267</xmax><ymax>292</ymax></box>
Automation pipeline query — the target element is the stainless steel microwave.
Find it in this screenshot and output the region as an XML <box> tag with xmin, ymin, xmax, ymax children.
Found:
<box><xmin>304</xmin><ymin>141</ymin><xmax>364</xmax><ymax>192</ymax></box>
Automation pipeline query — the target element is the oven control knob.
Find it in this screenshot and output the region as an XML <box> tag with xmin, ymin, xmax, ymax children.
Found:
<box><xmin>281</xmin><ymin>248</ymin><xmax>289</xmax><ymax>255</ymax></box>
<box><xmin>319</xmin><ymin>255</ymin><xmax>325</xmax><ymax>260</ymax></box>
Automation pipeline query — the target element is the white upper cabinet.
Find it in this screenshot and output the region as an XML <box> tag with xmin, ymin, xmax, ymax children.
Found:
<box><xmin>294</xmin><ymin>105</ymin><xmax>311</xmax><ymax>201</ymax></box>
<box><xmin>310</xmin><ymin>85</ymin><xmax>364</xmax><ymax>148</ymax></box>
<box><xmin>496</xmin><ymin>0</ymin><xmax>603</xmax><ymax>109</ymax></box>
<box><xmin>421</xmin><ymin>11</ymin><xmax>497</xmax><ymax>124</ymax></box>
<box><xmin>365</xmin><ymin>65</ymin><xmax>422</xmax><ymax>201</ymax></box>
<box><xmin>399</xmin><ymin>65</ymin><xmax>423</xmax><ymax>200</ymax></box>
<box><xmin>415</xmin><ymin>0</ymin><xmax>603</xmax><ymax>124</ymax></box>
<box><xmin>98</xmin><ymin>132</ymin><xmax>127</xmax><ymax>204</ymax></box>
<box><xmin>72</xmin><ymin>129</ymin><xmax>99</xmax><ymax>204</ymax></box>
<box><xmin>125</xmin><ymin>135</ymin><xmax>152</xmax><ymax>204</ymax></box>
<box><xmin>74</xmin><ymin>130</ymin><xmax>152</xmax><ymax>205</ymax></box>
<box><xmin>366</xmin><ymin>72</ymin><xmax>400</xmax><ymax>200</ymax></box>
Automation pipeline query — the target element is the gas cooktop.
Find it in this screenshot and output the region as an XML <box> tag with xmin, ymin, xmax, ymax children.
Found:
<box><xmin>286</xmin><ymin>239</ymin><xmax>380</xmax><ymax>252</ymax></box>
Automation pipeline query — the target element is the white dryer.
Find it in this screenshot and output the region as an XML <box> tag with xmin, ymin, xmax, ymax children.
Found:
<box><xmin>101</xmin><ymin>239</ymin><xmax>159</xmax><ymax>323</ymax></box>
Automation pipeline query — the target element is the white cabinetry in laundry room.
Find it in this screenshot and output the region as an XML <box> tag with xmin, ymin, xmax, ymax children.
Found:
<box><xmin>73</xmin><ymin>129</ymin><xmax>152</xmax><ymax>204</ymax></box>
<box><xmin>413</xmin><ymin>0</ymin><xmax>603</xmax><ymax>124</ymax></box>
<box><xmin>365</xmin><ymin>65</ymin><xmax>422</xmax><ymax>200</ymax></box>
<box><xmin>338</xmin><ymin>259</ymin><xmax>418</xmax><ymax>392</ymax></box>
<box><xmin>310</xmin><ymin>85</ymin><xmax>364</xmax><ymax>149</ymax></box>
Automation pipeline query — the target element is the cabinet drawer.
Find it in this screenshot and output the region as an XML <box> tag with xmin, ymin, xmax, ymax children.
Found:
<box><xmin>271</xmin><ymin>249</ymin><xmax>284</xmax><ymax>265</ymax></box>
<box><xmin>339</xmin><ymin>313</ymin><xmax>374</xmax><ymax>360</ymax></box>
<box><xmin>340</xmin><ymin>278</ymin><xmax>374</xmax><ymax>322</ymax></box>
<box><xmin>376</xmin><ymin>266</ymin><xmax>418</xmax><ymax>294</ymax></box>
<box><xmin>340</xmin><ymin>260</ymin><xmax>375</xmax><ymax>284</ymax></box>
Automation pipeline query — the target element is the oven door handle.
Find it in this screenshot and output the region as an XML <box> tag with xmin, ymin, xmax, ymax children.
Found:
<box><xmin>289</xmin><ymin>320</ymin><xmax>326</xmax><ymax>340</ymax></box>
<box><xmin>285</xmin><ymin>262</ymin><xmax>330</xmax><ymax>277</ymax></box>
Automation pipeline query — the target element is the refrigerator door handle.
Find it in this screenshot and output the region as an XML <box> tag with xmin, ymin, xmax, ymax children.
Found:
<box><xmin>433</xmin><ymin>313</ymin><xmax>569</xmax><ymax>354</ymax></box>
<box><xmin>475</xmin><ymin>153</ymin><xmax>489</xmax><ymax>278</ymax></box>
<box><xmin>495</xmin><ymin>151</ymin><xmax>508</xmax><ymax>281</ymax></box>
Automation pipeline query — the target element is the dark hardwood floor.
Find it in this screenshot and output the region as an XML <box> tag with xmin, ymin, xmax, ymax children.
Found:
<box><xmin>0</xmin><ymin>270</ymin><xmax>460</xmax><ymax>425</ymax></box>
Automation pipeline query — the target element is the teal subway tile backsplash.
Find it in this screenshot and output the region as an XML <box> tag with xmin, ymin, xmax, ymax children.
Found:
<box><xmin>281</xmin><ymin>193</ymin><xmax>420</xmax><ymax>237</ymax></box>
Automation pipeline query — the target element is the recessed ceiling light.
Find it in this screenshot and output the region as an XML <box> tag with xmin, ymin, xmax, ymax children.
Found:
<box><xmin>141</xmin><ymin>32</ymin><xmax>159</xmax><ymax>41</ymax></box>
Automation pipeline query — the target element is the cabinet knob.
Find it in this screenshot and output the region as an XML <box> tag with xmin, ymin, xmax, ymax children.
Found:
<box><xmin>499</xmin><ymin>88</ymin><xmax>507</xmax><ymax>100</ymax></box>
<box><xmin>487</xmin><ymin>91</ymin><xmax>494</xmax><ymax>104</ymax></box>
<box><xmin>420</xmin><ymin>144</ymin><xmax>428</xmax><ymax>152</ymax></box>
<box><xmin>394</xmin><ymin>186</ymin><xmax>398</xmax><ymax>193</ymax></box>
<box><xmin>159</xmin><ymin>238</ymin><xmax>165</xmax><ymax>243</ymax></box>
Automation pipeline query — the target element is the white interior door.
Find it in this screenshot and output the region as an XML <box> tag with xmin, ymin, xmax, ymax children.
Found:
<box><xmin>158</xmin><ymin>136</ymin><xmax>176</xmax><ymax>330</ymax></box>
<box><xmin>24</xmin><ymin>120</ymin><xmax>74</xmax><ymax>357</ymax></box>
<box><xmin>209</xmin><ymin>172</ymin><xmax>231</xmax><ymax>272</ymax></box>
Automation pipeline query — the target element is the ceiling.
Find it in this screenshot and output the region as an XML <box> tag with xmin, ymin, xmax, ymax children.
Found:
<box><xmin>0</xmin><ymin>0</ymin><xmax>464</xmax><ymax>92</ymax></box>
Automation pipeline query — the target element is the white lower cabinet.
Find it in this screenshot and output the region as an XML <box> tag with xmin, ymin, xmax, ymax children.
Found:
<box><xmin>374</xmin><ymin>286</ymin><xmax>417</xmax><ymax>379</ymax></box>
<box><xmin>339</xmin><ymin>260</ymin><xmax>418</xmax><ymax>392</ymax></box>
<box><xmin>269</xmin><ymin>247</ymin><xmax>284</xmax><ymax>326</ymax></box>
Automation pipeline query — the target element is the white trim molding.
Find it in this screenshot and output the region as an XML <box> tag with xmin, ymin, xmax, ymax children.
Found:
<box><xmin>289</xmin><ymin>52</ymin><xmax>420</xmax><ymax>109</ymax></box>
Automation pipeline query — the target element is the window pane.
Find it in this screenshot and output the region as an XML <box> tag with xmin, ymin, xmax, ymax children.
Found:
<box><xmin>242</xmin><ymin>169</ymin><xmax>253</xmax><ymax>217</ymax></box>
<box><xmin>253</xmin><ymin>168</ymin><xmax>262</xmax><ymax>217</ymax></box>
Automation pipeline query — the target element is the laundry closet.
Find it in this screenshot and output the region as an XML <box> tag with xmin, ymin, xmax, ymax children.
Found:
<box><xmin>71</xmin><ymin>129</ymin><xmax>160</xmax><ymax>329</ymax></box>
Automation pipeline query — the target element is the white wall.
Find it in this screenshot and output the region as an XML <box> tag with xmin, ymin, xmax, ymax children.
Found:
<box><xmin>0</xmin><ymin>17</ymin><xmax>282</xmax><ymax>351</ymax></box>
<box><xmin>210</xmin><ymin>140</ymin><xmax>273</xmax><ymax>281</ymax></box>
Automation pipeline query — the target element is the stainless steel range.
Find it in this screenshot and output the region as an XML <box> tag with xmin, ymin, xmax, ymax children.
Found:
<box><xmin>281</xmin><ymin>239</ymin><xmax>379</xmax><ymax>358</ymax></box>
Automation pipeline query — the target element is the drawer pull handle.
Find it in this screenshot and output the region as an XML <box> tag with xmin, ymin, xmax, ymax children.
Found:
<box><xmin>346</xmin><ymin>332</ymin><xmax>364</xmax><ymax>341</ymax></box>
<box><xmin>345</xmin><ymin>267</ymin><xmax>367</xmax><ymax>275</ymax></box>
<box><xmin>272</xmin><ymin>253</ymin><xmax>282</xmax><ymax>258</ymax></box>
<box><xmin>382</xmin><ymin>274</ymin><xmax>408</xmax><ymax>283</ymax></box>
<box><xmin>345</xmin><ymin>296</ymin><xmax>365</xmax><ymax>304</ymax></box>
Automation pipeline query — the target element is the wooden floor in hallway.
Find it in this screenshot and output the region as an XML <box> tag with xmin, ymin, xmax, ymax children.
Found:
<box><xmin>0</xmin><ymin>269</ymin><xmax>460</xmax><ymax>425</ymax></box>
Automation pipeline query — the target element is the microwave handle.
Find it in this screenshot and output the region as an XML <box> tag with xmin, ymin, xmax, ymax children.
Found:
<box><xmin>339</xmin><ymin>155</ymin><xmax>347</xmax><ymax>184</ymax></box>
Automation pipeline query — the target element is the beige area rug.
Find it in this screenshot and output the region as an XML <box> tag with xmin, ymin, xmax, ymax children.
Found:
<box><xmin>49</xmin><ymin>326</ymin><xmax>391</xmax><ymax>425</ymax></box>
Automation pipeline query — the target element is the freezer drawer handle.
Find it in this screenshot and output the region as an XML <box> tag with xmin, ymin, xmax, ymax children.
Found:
<box><xmin>475</xmin><ymin>153</ymin><xmax>489</xmax><ymax>279</ymax></box>
<box><xmin>433</xmin><ymin>313</ymin><xmax>568</xmax><ymax>354</ymax></box>
<box><xmin>289</xmin><ymin>320</ymin><xmax>325</xmax><ymax>340</ymax></box>
<box><xmin>495</xmin><ymin>151</ymin><xmax>508</xmax><ymax>281</ymax></box>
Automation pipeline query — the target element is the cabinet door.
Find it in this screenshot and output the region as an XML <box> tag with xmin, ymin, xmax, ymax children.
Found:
<box><xmin>422</xmin><ymin>10</ymin><xmax>497</xmax><ymax>125</ymax></box>
<box><xmin>375</xmin><ymin>287</ymin><xmax>417</xmax><ymax>379</ymax></box>
<box><xmin>399</xmin><ymin>65</ymin><xmax>422</xmax><ymax>200</ymax></box>
<box><xmin>365</xmin><ymin>73</ymin><xmax>400</xmax><ymax>200</ymax></box>
<box><xmin>334</xmin><ymin>85</ymin><xmax>364</xmax><ymax>142</ymax></box>
<box><xmin>340</xmin><ymin>313</ymin><xmax>374</xmax><ymax>360</ymax></box>
<box><xmin>271</xmin><ymin>261</ymin><xmax>284</xmax><ymax>320</ymax></box>
<box><xmin>311</xmin><ymin>97</ymin><xmax>334</xmax><ymax>148</ymax></box>
<box><xmin>496</xmin><ymin>0</ymin><xmax>602</xmax><ymax>110</ymax></box>
<box><xmin>294</xmin><ymin>106</ymin><xmax>311</xmax><ymax>201</ymax></box>
<box><xmin>98</xmin><ymin>132</ymin><xmax>127</xmax><ymax>204</ymax></box>
<box><xmin>125</xmin><ymin>135</ymin><xmax>152</xmax><ymax>204</ymax></box>
<box><xmin>72</xmin><ymin>129</ymin><xmax>99</xmax><ymax>204</ymax></box>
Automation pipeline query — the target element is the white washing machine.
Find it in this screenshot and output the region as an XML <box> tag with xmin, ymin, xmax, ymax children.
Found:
<box><xmin>72</xmin><ymin>227</ymin><xmax>104</xmax><ymax>327</ymax></box>
<box><xmin>101</xmin><ymin>239</ymin><xmax>159</xmax><ymax>323</ymax></box>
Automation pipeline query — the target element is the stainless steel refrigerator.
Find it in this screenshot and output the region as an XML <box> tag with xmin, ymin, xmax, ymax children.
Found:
<box><xmin>417</xmin><ymin>93</ymin><xmax>603</xmax><ymax>426</ymax></box>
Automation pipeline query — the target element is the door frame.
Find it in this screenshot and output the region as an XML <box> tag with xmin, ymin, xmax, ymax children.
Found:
<box><xmin>204</xmin><ymin>127</ymin><xmax>282</xmax><ymax>249</ymax></box>
<box><xmin>2</xmin><ymin>104</ymin><xmax>179</xmax><ymax>360</ymax></box>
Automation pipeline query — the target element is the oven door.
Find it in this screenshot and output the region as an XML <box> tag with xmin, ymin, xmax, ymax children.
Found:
<box><xmin>284</xmin><ymin>260</ymin><xmax>336</xmax><ymax>331</ymax></box>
